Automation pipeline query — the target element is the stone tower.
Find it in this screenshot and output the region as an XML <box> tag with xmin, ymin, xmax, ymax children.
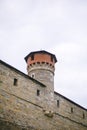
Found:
<box><xmin>25</xmin><ymin>50</ymin><xmax>57</xmax><ymax>110</ymax></box>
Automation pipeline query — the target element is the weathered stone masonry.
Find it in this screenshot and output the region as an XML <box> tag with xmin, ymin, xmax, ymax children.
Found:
<box><xmin>0</xmin><ymin>50</ymin><xmax>87</xmax><ymax>130</ymax></box>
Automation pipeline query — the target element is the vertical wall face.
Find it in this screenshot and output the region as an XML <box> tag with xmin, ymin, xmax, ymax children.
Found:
<box><xmin>25</xmin><ymin>51</ymin><xmax>57</xmax><ymax>110</ymax></box>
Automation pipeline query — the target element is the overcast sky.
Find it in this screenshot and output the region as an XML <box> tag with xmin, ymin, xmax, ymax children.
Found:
<box><xmin>0</xmin><ymin>0</ymin><xmax>87</xmax><ymax>108</ymax></box>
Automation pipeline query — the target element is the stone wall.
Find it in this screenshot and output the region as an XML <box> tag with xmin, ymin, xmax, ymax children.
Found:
<box><xmin>0</xmin><ymin>61</ymin><xmax>87</xmax><ymax>130</ymax></box>
<box><xmin>54</xmin><ymin>92</ymin><xmax>87</xmax><ymax>127</ymax></box>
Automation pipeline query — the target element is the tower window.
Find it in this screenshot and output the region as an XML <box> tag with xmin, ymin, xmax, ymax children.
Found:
<box><xmin>31</xmin><ymin>54</ymin><xmax>34</xmax><ymax>60</ymax></box>
<box><xmin>37</xmin><ymin>89</ymin><xmax>40</xmax><ymax>96</ymax></box>
<box><xmin>13</xmin><ymin>78</ymin><xmax>18</xmax><ymax>86</ymax></box>
<box><xmin>42</xmin><ymin>62</ymin><xmax>45</xmax><ymax>64</ymax></box>
<box><xmin>57</xmin><ymin>100</ymin><xmax>59</xmax><ymax>107</ymax></box>
<box><xmin>37</xmin><ymin>62</ymin><xmax>40</xmax><ymax>64</ymax></box>
<box><xmin>31</xmin><ymin>73</ymin><xmax>35</xmax><ymax>78</ymax></box>
<box><xmin>51</xmin><ymin>55</ymin><xmax>53</xmax><ymax>62</ymax></box>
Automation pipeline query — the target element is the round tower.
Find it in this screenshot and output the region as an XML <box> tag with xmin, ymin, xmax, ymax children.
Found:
<box><xmin>24</xmin><ymin>50</ymin><xmax>57</xmax><ymax>91</ymax></box>
<box><xmin>25</xmin><ymin>50</ymin><xmax>57</xmax><ymax>111</ymax></box>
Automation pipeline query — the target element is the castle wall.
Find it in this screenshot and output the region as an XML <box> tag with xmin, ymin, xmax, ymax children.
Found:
<box><xmin>54</xmin><ymin>92</ymin><xmax>87</xmax><ymax>126</ymax></box>
<box><xmin>0</xmin><ymin>62</ymin><xmax>47</xmax><ymax>108</ymax></box>
<box><xmin>0</xmin><ymin>61</ymin><xmax>87</xmax><ymax>130</ymax></box>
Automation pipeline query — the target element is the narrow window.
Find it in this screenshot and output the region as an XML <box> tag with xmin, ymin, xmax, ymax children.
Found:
<box><xmin>37</xmin><ymin>89</ymin><xmax>40</xmax><ymax>96</ymax></box>
<box><xmin>71</xmin><ymin>107</ymin><xmax>74</xmax><ymax>113</ymax></box>
<box><xmin>83</xmin><ymin>113</ymin><xmax>85</xmax><ymax>119</ymax></box>
<box><xmin>13</xmin><ymin>78</ymin><xmax>18</xmax><ymax>86</ymax></box>
<box><xmin>57</xmin><ymin>100</ymin><xmax>59</xmax><ymax>107</ymax></box>
<box><xmin>51</xmin><ymin>55</ymin><xmax>53</xmax><ymax>62</ymax></box>
<box><xmin>31</xmin><ymin>73</ymin><xmax>35</xmax><ymax>78</ymax></box>
<box><xmin>31</xmin><ymin>54</ymin><xmax>34</xmax><ymax>60</ymax></box>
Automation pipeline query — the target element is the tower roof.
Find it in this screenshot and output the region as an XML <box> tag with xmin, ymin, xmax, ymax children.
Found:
<box><xmin>24</xmin><ymin>50</ymin><xmax>57</xmax><ymax>63</ymax></box>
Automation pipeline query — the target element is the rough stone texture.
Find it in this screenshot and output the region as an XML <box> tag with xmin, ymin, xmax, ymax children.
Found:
<box><xmin>0</xmin><ymin>61</ymin><xmax>87</xmax><ymax>130</ymax></box>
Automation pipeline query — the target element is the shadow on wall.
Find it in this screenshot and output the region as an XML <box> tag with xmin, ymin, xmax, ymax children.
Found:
<box><xmin>0</xmin><ymin>120</ymin><xmax>37</xmax><ymax>130</ymax></box>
